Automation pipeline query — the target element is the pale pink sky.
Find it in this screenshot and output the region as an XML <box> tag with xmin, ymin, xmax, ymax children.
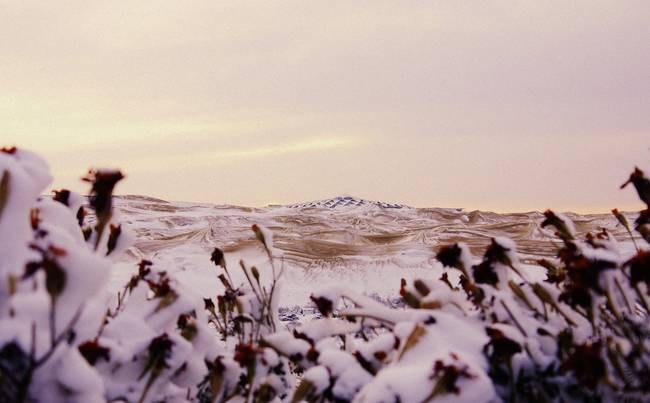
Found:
<box><xmin>2</xmin><ymin>1</ymin><xmax>649</xmax><ymax>212</ymax></box>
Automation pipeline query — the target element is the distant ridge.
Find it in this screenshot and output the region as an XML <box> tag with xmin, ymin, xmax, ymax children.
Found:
<box><xmin>287</xmin><ymin>195</ymin><xmax>408</xmax><ymax>209</ymax></box>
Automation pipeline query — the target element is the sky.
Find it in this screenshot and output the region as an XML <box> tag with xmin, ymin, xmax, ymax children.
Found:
<box><xmin>2</xmin><ymin>1</ymin><xmax>649</xmax><ymax>213</ymax></box>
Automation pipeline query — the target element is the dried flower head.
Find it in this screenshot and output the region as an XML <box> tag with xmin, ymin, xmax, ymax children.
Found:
<box><xmin>310</xmin><ymin>295</ymin><xmax>334</xmax><ymax>317</ymax></box>
<box><xmin>52</xmin><ymin>189</ymin><xmax>71</xmax><ymax>206</ymax></box>
<box><xmin>82</xmin><ymin>169</ymin><xmax>124</xmax><ymax>218</ymax></box>
<box><xmin>429</xmin><ymin>358</ymin><xmax>474</xmax><ymax>396</ymax></box>
<box><xmin>626</xmin><ymin>250</ymin><xmax>650</xmax><ymax>286</ymax></box>
<box><xmin>621</xmin><ymin>167</ymin><xmax>650</xmax><ymax>207</ymax></box>
<box><xmin>541</xmin><ymin>210</ymin><xmax>574</xmax><ymax>242</ymax></box>
<box><xmin>484</xmin><ymin>327</ymin><xmax>522</xmax><ymax>364</ymax></box>
<box><xmin>210</xmin><ymin>247</ymin><xmax>225</xmax><ymax>268</ymax></box>
<box><xmin>139</xmin><ymin>333</ymin><xmax>174</xmax><ymax>380</ymax></box>
<box><xmin>560</xmin><ymin>342</ymin><xmax>606</xmax><ymax>388</ymax></box>
<box><xmin>0</xmin><ymin>146</ymin><xmax>17</xmax><ymax>154</ymax></box>
<box><xmin>436</xmin><ymin>244</ymin><xmax>463</xmax><ymax>269</ymax></box>
<box><xmin>78</xmin><ymin>341</ymin><xmax>111</xmax><ymax>365</ymax></box>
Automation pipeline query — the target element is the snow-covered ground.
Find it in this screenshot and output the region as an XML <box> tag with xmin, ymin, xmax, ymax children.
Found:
<box><xmin>110</xmin><ymin>195</ymin><xmax>636</xmax><ymax>310</ymax></box>
<box><xmin>4</xmin><ymin>146</ymin><xmax>648</xmax><ymax>402</ymax></box>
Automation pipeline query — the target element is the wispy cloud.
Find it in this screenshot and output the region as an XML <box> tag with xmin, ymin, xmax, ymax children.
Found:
<box><xmin>214</xmin><ymin>136</ymin><xmax>361</xmax><ymax>159</ymax></box>
<box><xmin>124</xmin><ymin>136</ymin><xmax>365</xmax><ymax>172</ymax></box>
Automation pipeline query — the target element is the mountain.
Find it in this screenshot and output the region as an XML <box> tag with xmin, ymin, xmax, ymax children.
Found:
<box><xmin>286</xmin><ymin>195</ymin><xmax>408</xmax><ymax>209</ymax></box>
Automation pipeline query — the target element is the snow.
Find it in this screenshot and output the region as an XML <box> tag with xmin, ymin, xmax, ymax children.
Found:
<box><xmin>287</xmin><ymin>195</ymin><xmax>409</xmax><ymax>209</ymax></box>
<box><xmin>2</xmin><ymin>147</ymin><xmax>648</xmax><ymax>402</ymax></box>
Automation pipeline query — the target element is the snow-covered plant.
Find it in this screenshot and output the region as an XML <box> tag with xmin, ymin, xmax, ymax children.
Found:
<box><xmin>0</xmin><ymin>148</ymin><xmax>224</xmax><ymax>402</ymax></box>
<box><xmin>217</xmin><ymin>166</ymin><xmax>650</xmax><ymax>403</ymax></box>
<box><xmin>197</xmin><ymin>227</ymin><xmax>296</xmax><ymax>402</ymax></box>
<box><xmin>0</xmin><ymin>148</ymin><xmax>128</xmax><ymax>402</ymax></box>
<box><xmin>2</xmin><ymin>145</ymin><xmax>650</xmax><ymax>403</ymax></box>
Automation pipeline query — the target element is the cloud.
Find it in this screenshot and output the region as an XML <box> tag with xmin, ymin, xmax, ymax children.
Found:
<box><xmin>124</xmin><ymin>135</ymin><xmax>365</xmax><ymax>172</ymax></box>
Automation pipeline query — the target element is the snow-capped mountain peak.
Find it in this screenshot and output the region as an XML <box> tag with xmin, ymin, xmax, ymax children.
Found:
<box><xmin>286</xmin><ymin>195</ymin><xmax>408</xmax><ymax>209</ymax></box>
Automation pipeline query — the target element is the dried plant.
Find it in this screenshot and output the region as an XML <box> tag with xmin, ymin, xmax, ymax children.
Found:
<box><xmin>1</xmin><ymin>146</ymin><xmax>650</xmax><ymax>402</ymax></box>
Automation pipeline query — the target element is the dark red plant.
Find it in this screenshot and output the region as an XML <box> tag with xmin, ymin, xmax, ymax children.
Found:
<box><xmin>430</xmin><ymin>359</ymin><xmax>474</xmax><ymax>395</ymax></box>
<box><xmin>78</xmin><ymin>341</ymin><xmax>111</xmax><ymax>365</ymax></box>
<box><xmin>560</xmin><ymin>342</ymin><xmax>606</xmax><ymax>388</ymax></box>
<box><xmin>621</xmin><ymin>167</ymin><xmax>650</xmax><ymax>207</ymax></box>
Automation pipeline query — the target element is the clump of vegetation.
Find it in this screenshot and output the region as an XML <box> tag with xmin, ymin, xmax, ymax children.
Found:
<box><xmin>0</xmin><ymin>146</ymin><xmax>649</xmax><ymax>402</ymax></box>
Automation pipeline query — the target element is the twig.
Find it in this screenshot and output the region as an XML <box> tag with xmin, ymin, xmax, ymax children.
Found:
<box><xmin>500</xmin><ymin>299</ymin><xmax>527</xmax><ymax>337</ymax></box>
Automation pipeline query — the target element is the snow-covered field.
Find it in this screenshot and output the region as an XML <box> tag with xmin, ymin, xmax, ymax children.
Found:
<box><xmin>111</xmin><ymin>195</ymin><xmax>636</xmax><ymax>311</ymax></box>
<box><xmin>4</xmin><ymin>149</ymin><xmax>650</xmax><ymax>402</ymax></box>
